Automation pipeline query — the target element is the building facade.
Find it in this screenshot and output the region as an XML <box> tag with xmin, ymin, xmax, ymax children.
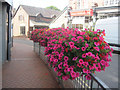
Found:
<box><xmin>0</xmin><ymin>0</ymin><xmax>12</xmax><ymax>64</ymax></box>
<box><xmin>68</xmin><ymin>0</ymin><xmax>104</xmax><ymax>29</ymax></box>
<box><xmin>95</xmin><ymin>0</ymin><xmax>120</xmax><ymax>20</ymax></box>
<box><xmin>13</xmin><ymin>5</ymin><xmax>61</xmax><ymax>37</ymax></box>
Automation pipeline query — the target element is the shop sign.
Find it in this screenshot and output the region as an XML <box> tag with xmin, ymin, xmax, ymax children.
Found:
<box><xmin>70</xmin><ymin>9</ymin><xmax>93</xmax><ymax>16</ymax></box>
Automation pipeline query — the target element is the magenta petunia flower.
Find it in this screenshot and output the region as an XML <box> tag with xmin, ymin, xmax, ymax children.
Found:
<box><xmin>71</xmin><ymin>71</ymin><xmax>76</xmax><ymax>78</ymax></box>
<box><xmin>72</xmin><ymin>57</ymin><xmax>78</xmax><ymax>61</ymax></box>
<box><xmin>64</xmin><ymin>56</ymin><xmax>69</xmax><ymax>61</ymax></box>
<box><xmin>81</xmin><ymin>47</ymin><xmax>86</xmax><ymax>51</ymax></box>
<box><xmin>85</xmin><ymin>43</ymin><xmax>89</xmax><ymax>48</ymax></box>
<box><xmin>86</xmin><ymin>52</ymin><xmax>92</xmax><ymax>56</ymax></box>
<box><xmin>79</xmin><ymin>59</ymin><xmax>84</xmax><ymax>64</ymax></box>
<box><xmin>54</xmin><ymin>59</ymin><xmax>58</xmax><ymax>62</ymax></box>
<box><xmin>63</xmin><ymin>64</ymin><xmax>68</xmax><ymax>68</ymax></box>
<box><xmin>83</xmin><ymin>68</ymin><xmax>88</xmax><ymax>74</ymax></box>
<box><xmin>58</xmin><ymin>64</ymin><xmax>62</xmax><ymax>69</ymax></box>
<box><xmin>62</xmin><ymin>75</ymin><xmax>68</xmax><ymax>80</ymax></box>
<box><xmin>72</xmin><ymin>37</ymin><xmax>77</xmax><ymax>41</ymax></box>
<box><xmin>76</xmin><ymin>72</ymin><xmax>80</xmax><ymax>78</ymax></box>
<box><xmin>93</xmin><ymin>47</ymin><xmax>100</xmax><ymax>51</ymax></box>
<box><xmin>57</xmin><ymin>71</ymin><xmax>62</xmax><ymax>76</ymax></box>
<box><xmin>83</xmin><ymin>62</ymin><xmax>89</xmax><ymax>67</ymax></box>
<box><xmin>50</xmin><ymin>57</ymin><xmax>54</xmax><ymax>61</ymax></box>
<box><xmin>82</xmin><ymin>53</ymin><xmax>86</xmax><ymax>58</ymax></box>
<box><xmin>69</xmin><ymin>41</ymin><xmax>74</xmax><ymax>46</ymax></box>
<box><xmin>68</xmin><ymin>67</ymin><xmax>73</xmax><ymax>72</ymax></box>
<box><xmin>54</xmin><ymin>67</ymin><xmax>58</xmax><ymax>72</ymax></box>
<box><xmin>100</xmin><ymin>60</ymin><xmax>105</xmax><ymax>65</ymax></box>
<box><xmin>77</xmin><ymin>63</ymin><xmax>82</xmax><ymax>67</ymax></box>
<box><xmin>85</xmin><ymin>75</ymin><xmax>91</xmax><ymax>80</ymax></box>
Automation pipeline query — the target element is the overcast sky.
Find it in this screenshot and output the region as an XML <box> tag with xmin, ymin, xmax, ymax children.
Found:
<box><xmin>13</xmin><ymin>0</ymin><xmax>69</xmax><ymax>10</ymax></box>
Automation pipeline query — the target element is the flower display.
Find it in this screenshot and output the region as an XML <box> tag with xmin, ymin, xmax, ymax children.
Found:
<box><xmin>30</xmin><ymin>27</ymin><xmax>113</xmax><ymax>81</ymax></box>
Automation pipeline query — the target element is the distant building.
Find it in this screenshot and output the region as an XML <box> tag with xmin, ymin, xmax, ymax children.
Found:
<box><xmin>68</xmin><ymin>0</ymin><xmax>104</xmax><ymax>29</ymax></box>
<box><xmin>94</xmin><ymin>0</ymin><xmax>120</xmax><ymax>20</ymax></box>
<box><xmin>0</xmin><ymin>0</ymin><xmax>12</xmax><ymax>63</ymax></box>
<box><xmin>13</xmin><ymin>5</ymin><xmax>61</xmax><ymax>37</ymax></box>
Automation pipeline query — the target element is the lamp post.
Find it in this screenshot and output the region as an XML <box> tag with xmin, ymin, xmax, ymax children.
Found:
<box><xmin>92</xmin><ymin>6</ymin><xmax>98</xmax><ymax>31</ymax></box>
<box><xmin>67</xmin><ymin>7</ymin><xmax>72</xmax><ymax>28</ymax></box>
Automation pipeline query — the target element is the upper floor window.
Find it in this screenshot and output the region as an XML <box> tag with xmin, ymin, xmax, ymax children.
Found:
<box><xmin>19</xmin><ymin>15</ymin><xmax>24</xmax><ymax>21</ymax></box>
<box><xmin>110</xmin><ymin>0</ymin><xmax>114</xmax><ymax>5</ymax></box>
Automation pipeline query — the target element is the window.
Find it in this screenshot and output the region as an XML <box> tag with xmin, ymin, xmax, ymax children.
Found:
<box><xmin>110</xmin><ymin>0</ymin><xmax>114</xmax><ymax>5</ymax></box>
<box><xmin>19</xmin><ymin>15</ymin><xmax>24</xmax><ymax>21</ymax></box>
<box><xmin>104</xmin><ymin>0</ymin><xmax>108</xmax><ymax>6</ymax></box>
<box><xmin>20</xmin><ymin>26</ymin><xmax>25</xmax><ymax>35</ymax></box>
<box><xmin>85</xmin><ymin>16</ymin><xmax>90</xmax><ymax>23</ymax></box>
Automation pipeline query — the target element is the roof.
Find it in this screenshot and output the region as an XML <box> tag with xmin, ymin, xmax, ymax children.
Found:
<box><xmin>50</xmin><ymin>6</ymin><xmax>68</xmax><ymax>24</ymax></box>
<box><xmin>0</xmin><ymin>0</ymin><xmax>13</xmax><ymax>6</ymax></box>
<box><xmin>21</xmin><ymin>5</ymin><xmax>61</xmax><ymax>18</ymax></box>
<box><xmin>30</xmin><ymin>20</ymin><xmax>49</xmax><ymax>27</ymax></box>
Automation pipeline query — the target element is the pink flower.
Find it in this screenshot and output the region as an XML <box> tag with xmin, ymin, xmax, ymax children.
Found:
<box><xmin>54</xmin><ymin>59</ymin><xmax>58</xmax><ymax>62</ymax></box>
<box><xmin>62</xmin><ymin>75</ymin><xmax>69</xmax><ymax>80</ymax></box>
<box><xmin>68</xmin><ymin>67</ymin><xmax>73</xmax><ymax>72</ymax></box>
<box><xmin>86</xmin><ymin>52</ymin><xmax>92</xmax><ymax>56</ymax></box>
<box><xmin>63</xmin><ymin>64</ymin><xmax>68</xmax><ymax>68</ymax></box>
<box><xmin>94</xmin><ymin>42</ymin><xmax>99</xmax><ymax>46</ymax></box>
<box><xmin>72</xmin><ymin>57</ymin><xmax>78</xmax><ymax>61</ymax></box>
<box><xmin>64</xmin><ymin>56</ymin><xmax>69</xmax><ymax>61</ymax></box>
<box><xmin>83</xmin><ymin>62</ymin><xmax>89</xmax><ymax>67</ymax></box>
<box><xmin>96</xmin><ymin>67</ymin><xmax>101</xmax><ymax>72</ymax></box>
<box><xmin>71</xmin><ymin>71</ymin><xmax>76</xmax><ymax>77</ymax></box>
<box><xmin>82</xmin><ymin>53</ymin><xmax>86</xmax><ymax>58</ymax></box>
<box><xmin>100</xmin><ymin>60</ymin><xmax>105</xmax><ymax>65</ymax></box>
<box><xmin>76</xmin><ymin>72</ymin><xmax>79</xmax><ymax>78</ymax></box>
<box><xmin>50</xmin><ymin>57</ymin><xmax>54</xmax><ymax>61</ymax></box>
<box><xmin>77</xmin><ymin>63</ymin><xmax>82</xmax><ymax>67</ymax></box>
<box><xmin>69</xmin><ymin>41</ymin><xmax>74</xmax><ymax>46</ymax></box>
<box><xmin>105</xmin><ymin>62</ymin><xmax>109</xmax><ymax>67</ymax></box>
<box><xmin>79</xmin><ymin>59</ymin><xmax>83</xmax><ymax>64</ymax></box>
<box><xmin>57</xmin><ymin>71</ymin><xmax>61</xmax><ymax>76</ymax></box>
<box><xmin>77</xmin><ymin>36</ymin><xmax>83</xmax><ymax>40</ymax></box>
<box><xmin>83</xmin><ymin>68</ymin><xmax>88</xmax><ymax>74</ymax></box>
<box><xmin>99</xmin><ymin>36</ymin><xmax>104</xmax><ymax>41</ymax></box>
<box><xmin>85</xmin><ymin>75</ymin><xmax>91</xmax><ymax>80</ymax></box>
<box><xmin>82</xmin><ymin>47</ymin><xmax>86</xmax><ymax>51</ymax></box>
<box><xmin>58</xmin><ymin>64</ymin><xmax>62</xmax><ymax>69</ymax></box>
<box><xmin>93</xmin><ymin>47</ymin><xmax>100</xmax><ymax>51</ymax></box>
<box><xmin>85</xmin><ymin>43</ymin><xmax>89</xmax><ymax>48</ymax></box>
<box><xmin>72</xmin><ymin>37</ymin><xmax>77</xmax><ymax>41</ymax></box>
<box><xmin>89</xmin><ymin>65</ymin><xmax>94</xmax><ymax>70</ymax></box>
<box><xmin>54</xmin><ymin>67</ymin><xmax>58</xmax><ymax>72</ymax></box>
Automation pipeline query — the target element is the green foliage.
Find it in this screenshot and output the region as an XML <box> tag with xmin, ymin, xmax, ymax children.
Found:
<box><xmin>46</xmin><ymin>6</ymin><xmax>61</xmax><ymax>11</ymax></box>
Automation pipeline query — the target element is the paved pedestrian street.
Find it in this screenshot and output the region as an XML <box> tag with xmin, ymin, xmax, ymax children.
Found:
<box><xmin>2</xmin><ymin>38</ymin><xmax>60</xmax><ymax>88</ymax></box>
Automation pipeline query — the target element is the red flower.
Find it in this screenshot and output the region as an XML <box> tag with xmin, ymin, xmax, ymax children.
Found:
<box><xmin>100</xmin><ymin>46</ymin><xmax>104</xmax><ymax>50</ymax></box>
<box><xmin>65</xmin><ymin>48</ymin><xmax>68</xmax><ymax>52</ymax></box>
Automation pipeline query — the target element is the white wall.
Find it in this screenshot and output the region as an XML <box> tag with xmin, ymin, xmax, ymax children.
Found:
<box><xmin>49</xmin><ymin>10</ymin><xmax>68</xmax><ymax>28</ymax></box>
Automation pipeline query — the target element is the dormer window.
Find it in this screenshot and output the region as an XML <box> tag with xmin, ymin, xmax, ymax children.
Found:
<box><xmin>51</xmin><ymin>15</ymin><xmax>56</xmax><ymax>18</ymax></box>
<box><xmin>19</xmin><ymin>15</ymin><xmax>24</xmax><ymax>21</ymax></box>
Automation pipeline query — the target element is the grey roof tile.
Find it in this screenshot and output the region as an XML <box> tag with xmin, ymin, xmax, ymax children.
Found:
<box><xmin>21</xmin><ymin>5</ymin><xmax>61</xmax><ymax>18</ymax></box>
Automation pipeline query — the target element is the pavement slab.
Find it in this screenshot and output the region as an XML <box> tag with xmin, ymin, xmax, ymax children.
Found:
<box><xmin>2</xmin><ymin>42</ymin><xmax>60</xmax><ymax>88</ymax></box>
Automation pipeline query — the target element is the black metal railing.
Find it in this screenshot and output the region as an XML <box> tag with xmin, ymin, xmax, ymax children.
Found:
<box><xmin>108</xmin><ymin>43</ymin><xmax>120</xmax><ymax>54</ymax></box>
<box><xmin>72</xmin><ymin>73</ymin><xmax>110</xmax><ymax>90</ymax></box>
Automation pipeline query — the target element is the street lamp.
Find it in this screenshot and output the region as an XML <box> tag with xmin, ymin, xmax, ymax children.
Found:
<box><xmin>67</xmin><ymin>7</ymin><xmax>73</xmax><ymax>28</ymax></box>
